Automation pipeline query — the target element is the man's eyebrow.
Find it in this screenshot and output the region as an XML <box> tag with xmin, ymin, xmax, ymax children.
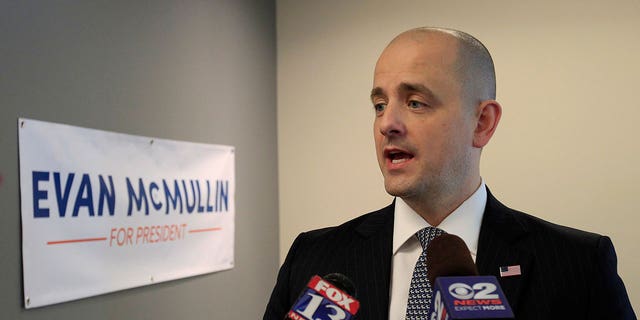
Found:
<box><xmin>398</xmin><ymin>82</ymin><xmax>439</xmax><ymax>104</ymax></box>
<box><xmin>370</xmin><ymin>87</ymin><xmax>384</xmax><ymax>102</ymax></box>
<box><xmin>370</xmin><ymin>83</ymin><xmax>441</xmax><ymax>105</ymax></box>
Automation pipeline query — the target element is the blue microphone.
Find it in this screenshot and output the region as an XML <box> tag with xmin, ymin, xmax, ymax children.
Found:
<box><xmin>426</xmin><ymin>234</ymin><xmax>514</xmax><ymax>319</ymax></box>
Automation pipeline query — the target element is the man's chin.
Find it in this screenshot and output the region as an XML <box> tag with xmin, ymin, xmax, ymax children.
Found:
<box><xmin>383</xmin><ymin>182</ymin><xmax>413</xmax><ymax>198</ymax></box>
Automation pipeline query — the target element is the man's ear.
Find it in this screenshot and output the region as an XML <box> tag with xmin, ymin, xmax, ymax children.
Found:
<box><xmin>473</xmin><ymin>100</ymin><xmax>502</xmax><ymax>148</ymax></box>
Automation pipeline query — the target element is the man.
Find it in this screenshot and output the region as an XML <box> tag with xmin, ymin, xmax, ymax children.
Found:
<box><xmin>264</xmin><ymin>27</ymin><xmax>635</xmax><ymax>319</ymax></box>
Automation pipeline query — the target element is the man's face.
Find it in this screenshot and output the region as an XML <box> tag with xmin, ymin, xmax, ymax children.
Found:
<box><xmin>371</xmin><ymin>34</ymin><xmax>478</xmax><ymax>202</ymax></box>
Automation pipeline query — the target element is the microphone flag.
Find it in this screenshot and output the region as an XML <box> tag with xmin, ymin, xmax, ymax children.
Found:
<box><xmin>429</xmin><ymin>276</ymin><xmax>514</xmax><ymax>319</ymax></box>
<box><xmin>287</xmin><ymin>275</ymin><xmax>360</xmax><ymax>320</ymax></box>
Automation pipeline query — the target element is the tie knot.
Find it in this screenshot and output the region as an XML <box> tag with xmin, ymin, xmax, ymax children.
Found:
<box><xmin>415</xmin><ymin>226</ymin><xmax>445</xmax><ymax>250</ymax></box>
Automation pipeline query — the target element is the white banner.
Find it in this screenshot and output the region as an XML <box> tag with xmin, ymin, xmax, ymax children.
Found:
<box><xmin>18</xmin><ymin>118</ymin><xmax>235</xmax><ymax>308</ymax></box>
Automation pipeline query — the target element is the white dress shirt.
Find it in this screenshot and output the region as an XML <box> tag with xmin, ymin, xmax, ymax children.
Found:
<box><xmin>388</xmin><ymin>181</ymin><xmax>487</xmax><ymax>320</ymax></box>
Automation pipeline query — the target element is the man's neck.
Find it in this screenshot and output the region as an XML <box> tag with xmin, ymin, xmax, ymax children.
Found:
<box><xmin>403</xmin><ymin>177</ymin><xmax>482</xmax><ymax>226</ymax></box>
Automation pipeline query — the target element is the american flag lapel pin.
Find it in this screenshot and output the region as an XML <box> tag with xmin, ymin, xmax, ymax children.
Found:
<box><xmin>499</xmin><ymin>265</ymin><xmax>521</xmax><ymax>277</ymax></box>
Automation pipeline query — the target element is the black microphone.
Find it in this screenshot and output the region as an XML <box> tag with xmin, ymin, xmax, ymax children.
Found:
<box><xmin>426</xmin><ymin>234</ymin><xmax>514</xmax><ymax>319</ymax></box>
<box><xmin>426</xmin><ymin>233</ymin><xmax>479</xmax><ymax>283</ymax></box>
<box><xmin>323</xmin><ymin>273</ymin><xmax>357</xmax><ymax>297</ymax></box>
<box><xmin>285</xmin><ymin>273</ymin><xmax>360</xmax><ymax>320</ymax></box>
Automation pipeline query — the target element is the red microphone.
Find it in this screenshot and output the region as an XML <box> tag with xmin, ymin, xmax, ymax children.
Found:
<box><xmin>285</xmin><ymin>273</ymin><xmax>360</xmax><ymax>320</ymax></box>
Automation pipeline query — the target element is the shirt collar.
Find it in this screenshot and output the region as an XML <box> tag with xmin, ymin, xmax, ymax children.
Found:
<box><xmin>392</xmin><ymin>180</ymin><xmax>487</xmax><ymax>257</ymax></box>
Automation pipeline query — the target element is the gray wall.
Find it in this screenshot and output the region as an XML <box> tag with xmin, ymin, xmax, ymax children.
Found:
<box><xmin>1</xmin><ymin>1</ymin><xmax>278</xmax><ymax>319</ymax></box>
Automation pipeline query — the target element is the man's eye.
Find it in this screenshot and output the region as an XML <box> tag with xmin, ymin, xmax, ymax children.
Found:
<box><xmin>408</xmin><ymin>100</ymin><xmax>425</xmax><ymax>109</ymax></box>
<box><xmin>374</xmin><ymin>103</ymin><xmax>386</xmax><ymax>113</ymax></box>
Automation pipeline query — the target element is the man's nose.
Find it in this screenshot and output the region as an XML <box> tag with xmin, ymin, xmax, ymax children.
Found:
<box><xmin>378</xmin><ymin>103</ymin><xmax>406</xmax><ymax>137</ymax></box>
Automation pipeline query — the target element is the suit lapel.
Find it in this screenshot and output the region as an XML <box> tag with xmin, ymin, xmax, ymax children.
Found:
<box><xmin>353</xmin><ymin>203</ymin><xmax>394</xmax><ymax>319</ymax></box>
<box><xmin>476</xmin><ymin>189</ymin><xmax>533</xmax><ymax>313</ymax></box>
<box><xmin>347</xmin><ymin>192</ymin><xmax>534</xmax><ymax>317</ymax></box>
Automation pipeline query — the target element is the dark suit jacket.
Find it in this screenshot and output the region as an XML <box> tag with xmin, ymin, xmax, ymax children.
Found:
<box><xmin>264</xmin><ymin>189</ymin><xmax>636</xmax><ymax>319</ymax></box>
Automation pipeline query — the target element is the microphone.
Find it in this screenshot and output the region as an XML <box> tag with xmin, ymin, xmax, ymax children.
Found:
<box><xmin>427</xmin><ymin>234</ymin><xmax>514</xmax><ymax>320</ymax></box>
<box><xmin>285</xmin><ymin>273</ymin><xmax>360</xmax><ymax>320</ymax></box>
<box><xmin>426</xmin><ymin>233</ymin><xmax>479</xmax><ymax>284</ymax></box>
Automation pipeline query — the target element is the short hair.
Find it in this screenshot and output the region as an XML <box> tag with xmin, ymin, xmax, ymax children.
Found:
<box><xmin>395</xmin><ymin>27</ymin><xmax>497</xmax><ymax>101</ymax></box>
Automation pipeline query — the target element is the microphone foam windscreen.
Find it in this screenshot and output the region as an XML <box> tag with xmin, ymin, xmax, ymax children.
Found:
<box><xmin>323</xmin><ymin>273</ymin><xmax>357</xmax><ymax>297</ymax></box>
<box><xmin>426</xmin><ymin>233</ymin><xmax>479</xmax><ymax>284</ymax></box>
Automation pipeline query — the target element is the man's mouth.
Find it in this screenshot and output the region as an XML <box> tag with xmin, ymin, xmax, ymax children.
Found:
<box><xmin>385</xmin><ymin>149</ymin><xmax>414</xmax><ymax>165</ymax></box>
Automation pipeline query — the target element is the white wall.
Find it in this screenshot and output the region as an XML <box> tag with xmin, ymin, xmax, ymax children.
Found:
<box><xmin>278</xmin><ymin>0</ymin><xmax>639</xmax><ymax>311</ymax></box>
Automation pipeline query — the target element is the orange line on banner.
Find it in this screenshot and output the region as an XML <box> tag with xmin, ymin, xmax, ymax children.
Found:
<box><xmin>188</xmin><ymin>227</ymin><xmax>222</xmax><ymax>234</ymax></box>
<box><xmin>47</xmin><ymin>237</ymin><xmax>107</xmax><ymax>245</ymax></box>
